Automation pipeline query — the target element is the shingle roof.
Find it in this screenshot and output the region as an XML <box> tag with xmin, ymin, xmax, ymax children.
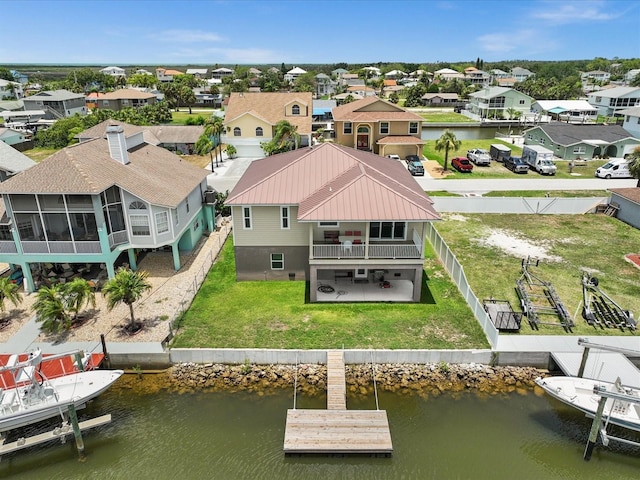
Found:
<box><xmin>0</xmin><ymin>141</ymin><xmax>36</xmax><ymax>174</ymax></box>
<box><xmin>331</xmin><ymin>97</ymin><xmax>422</xmax><ymax>122</ymax></box>
<box><xmin>23</xmin><ymin>89</ymin><xmax>85</xmax><ymax>101</ymax></box>
<box><xmin>227</xmin><ymin>143</ymin><xmax>439</xmax><ymax>222</ymax></box>
<box><xmin>75</xmin><ymin>120</ymin><xmax>203</xmax><ymax>144</ymax></box>
<box><xmin>610</xmin><ymin>188</ymin><xmax>640</xmax><ymax>204</ymax></box>
<box><xmin>532</xmin><ymin>124</ymin><xmax>637</xmax><ymax>146</ymax></box>
<box><xmin>588</xmin><ymin>87</ymin><xmax>640</xmax><ymax>98</ymax></box>
<box><xmin>0</xmin><ymin>137</ymin><xmax>208</xmax><ymax>208</ymax></box>
<box><xmin>224</xmin><ymin>92</ymin><xmax>313</xmax><ymax>135</ymax></box>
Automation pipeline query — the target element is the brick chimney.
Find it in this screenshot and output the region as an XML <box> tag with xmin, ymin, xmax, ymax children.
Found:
<box><xmin>105</xmin><ymin>125</ymin><xmax>129</xmax><ymax>164</ymax></box>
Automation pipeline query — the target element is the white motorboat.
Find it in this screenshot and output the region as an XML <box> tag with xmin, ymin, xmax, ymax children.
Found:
<box><xmin>0</xmin><ymin>349</ymin><xmax>123</xmax><ymax>433</ymax></box>
<box><xmin>535</xmin><ymin>376</ymin><xmax>640</xmax><ymax>432</ymax></box>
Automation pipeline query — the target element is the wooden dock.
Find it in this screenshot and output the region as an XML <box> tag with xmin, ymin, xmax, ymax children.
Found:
<box><xmin>283</xmin><ymin>350</ymin><xmax>393</xmax><ymax>455</ymax></box>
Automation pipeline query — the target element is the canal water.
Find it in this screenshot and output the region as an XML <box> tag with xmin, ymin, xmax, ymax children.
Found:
<box><xmin>1</xmin><ymin>378</ymin><xmax>638</xmax><ymax>479</ymax></box>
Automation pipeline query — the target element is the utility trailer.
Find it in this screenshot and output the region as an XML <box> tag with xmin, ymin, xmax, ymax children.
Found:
<box><xmin>581</xmin><ymin>272</ymin><xmax>636</xmax><ymax>331</ymax></box>
<box><xmin>483</xmin><ymin>298</ymin><xmax>522</xmax><ymax>332</ymax></box>
<box><xmin>515</xmin><ymin>257</ymin><xmax>573</xmax><ymax>332</ymax></box>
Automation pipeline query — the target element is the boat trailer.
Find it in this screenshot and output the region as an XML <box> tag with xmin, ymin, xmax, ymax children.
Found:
<box><xmin>580</xmin><ymin>272</ymin><xmax>636</xmax><ymax>332</ymax></box>
<box><xmin>515</xmin><ymin>257</ymin><xmax>573</xmax><ymax>332</ymax></box>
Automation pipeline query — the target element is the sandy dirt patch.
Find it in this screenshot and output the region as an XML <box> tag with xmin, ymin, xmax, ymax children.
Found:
<box><xmin>424</xmin><ymin>160</ymin><xmax>453</xmax><ymax>179</ymax></box>
<box><xmin>477</xmin><ymin>229</ymin><xmax>562</xmax><ymax>262</ymax></box>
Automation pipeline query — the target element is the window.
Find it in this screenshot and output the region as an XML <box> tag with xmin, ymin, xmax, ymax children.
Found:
<box><xmin>255</xmin><ymin>127</ymin><xmax>263</xmax><ymax>137</ymax></box>
<box><xmin>343</xmin><ymin>122</ymin><xmax>352</xmax><ymax>135</ymax></box>
<box><xmin>292</xmin><ymin>104</ymin><xmax>300</xmax><ymax>115</ymax></box>
<box><xmin>540</xmin><ymin>139</ymin><xmax>545</xmax><ymax>145</ymax></box>
<box><xmin>130</xmin><ymin>215</ymin><xmax>150</xmax><ymax>236</ymax></box>
<box><xmin>156</xmin><ymin>211</ymin><xmax>169</xmax><ymax>234</ymax></box>
<box><xmin>233</xmin><ymin>127</ymin><xmax>241</xmax><ymax>136</ymax></box>
<box><xmin>519</xmin><ymin>100</ymin><xmax>525</xmax><ymax>105</ymax></box>
<box><xmin>281</xmin><ymin>206</ymin><xmax>289</xmax><ymax>229</ymax></box>
<box><xmin>271</xmin><ymin>253</ymin><xmax>284</xmax><ymax>270</ymax></box>
<box><xmin>172</xmin><ymin>208</ymin><xmax>179</xmax><ymax>225</ymax></box>
<box><xmin>0</xmin><ymin>225</ymin><xmax>11</xmax><ymax>241</ymax></box>
<box><xmin>380</xmin><ymin>122</ymin><xmax>389</xmax><ymax>134</ymax></box>
<box><xmin>409</xmin><ymin>122</ymin><xmax>419</xmax><ymax>134</ymax></box>
<box><xmin>129</xmin><ymin>201</ymin><xmax>147</xmax><ymax>210</ymax></box>
<box><xmin>369</xmin><ymin>221</ymin><xmax>406</xmax><ymax>240</ymax></box>
<box><xmin>573</xmin><ymin>146</ymin><xmax>586</xmax><ymax>154</ymax></box>
<box><xmin>242</xmin><ymin>206</ymin><xmax>252</xmax><ymax>229</ymax></box>
<box><xmin>318</xmin><ymin>221</ymin><xmax>338</xmax><ymax>228</ymax></box>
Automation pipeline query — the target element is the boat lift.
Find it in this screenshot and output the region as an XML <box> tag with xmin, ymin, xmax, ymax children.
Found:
<box><xmin>515</xmin><ymin>257</ymin><xmax>573</xmax><ymax>332</ymax></box>
<box><xmin>575</xmin><ymin>338</ymin><xmax>640</xmax><ymax>460</ymax></box>
<box><xmin>580</xmin><ymin>272</ymin><xmax>636</xmax><ymax>332</ymax></box>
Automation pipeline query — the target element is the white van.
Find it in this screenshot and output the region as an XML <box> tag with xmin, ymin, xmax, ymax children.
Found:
<box><xmin>595</xmin><ymin>159</ymin><xmax>632</xmax><ymax>179</ymax></box>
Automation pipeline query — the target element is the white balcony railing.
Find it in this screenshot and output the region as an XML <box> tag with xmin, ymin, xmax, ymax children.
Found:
<box><xmin>108</xmin><ymin>230</ymin><xmax>129</xmax><ymax>248</ymax></box>
<box><xmin>312</xmin><ymin>243</ymin><xmax>421</xmax><ymax>259</ymax></box>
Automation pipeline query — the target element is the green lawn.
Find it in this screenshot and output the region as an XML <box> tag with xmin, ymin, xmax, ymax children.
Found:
<box><xmin>423</xmin><ymin>139</ymin><xmax>608</xmax><ymax>179</ymax></box>
<box><xmin>171</xmin><ymin>239</ymin><xmax>490</xmax><ymax>350</ymax></box>
<box><xmin>418</xmin><ymin>111</ymin><xmax>476</xmax><ymax>123</ymax></box>
<box><xmin>168</xmin><ymin>109</ymin><xmax>216</xmax><ymax>125</ymax></box>
<box><xmin>428</xmin><ymin>190</ymin><xmax>609</xmax><ymax>198</ymax></box>
<box><xmin>435</xmin><ymin>214</ymin><xmax>640</xmax><ymax>336</ymax></box>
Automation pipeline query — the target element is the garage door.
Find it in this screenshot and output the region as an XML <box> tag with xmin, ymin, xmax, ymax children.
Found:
<box><xmin>235</xmin><ymin>144</ymin><xmax>265</xmax><ymax>158</ymax></box>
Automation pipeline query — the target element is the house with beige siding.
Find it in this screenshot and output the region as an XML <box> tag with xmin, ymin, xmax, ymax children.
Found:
<box><xmin>92</xmin><ymin>88</ymin><xmax>157</xmax><ymax>111</ymax></box>
<box><xmin>222</xmin><ymin>92</ymin><xmax>313</xmax><ymax>158</ymax></box>
<box><xmin>331</xmin><ymin>97</ymin><xmax>424</xmax><ymax>158</ymax></box>
<box><xmin>226</xmin><ymin>142</ymin><xmax>440</xmax><ymax>302</ymax></box>
<box><xmin>0</xmin><ymin>125</ymin><xmax>214</xmax><ymax>293</ymax></box>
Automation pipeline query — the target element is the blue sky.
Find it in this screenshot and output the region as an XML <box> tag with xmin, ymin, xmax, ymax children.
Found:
<box><xmin>2</xmin><ymin>0</ymin><xmax>639</xmax><ymax>65</ymax></box>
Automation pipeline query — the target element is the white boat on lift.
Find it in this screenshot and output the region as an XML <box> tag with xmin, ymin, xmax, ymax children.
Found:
<box><xmin>0</xmin><ymin>349</ymin><xmax>123</xmax><ymax>433</ymax></box>
<box><xmin>535</xmin><ymin>376</ymin><xmax>640</xmax><ymax>432</ymax></box>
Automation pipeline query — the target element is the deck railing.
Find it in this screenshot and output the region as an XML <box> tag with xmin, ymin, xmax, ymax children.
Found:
<box><xmin>0</xmin><ymin>241</ymin><xmax>17</xmax><ymax>254</ymax></box>
<box><xmin>108</xmin><ymin>230</ymin><xmax>129</xmax><ymax>248</ymax></box>
<box><xmin>312</xmin><ymin>243</ymin><xmax>421</xmax><ymax>259</ymax></box>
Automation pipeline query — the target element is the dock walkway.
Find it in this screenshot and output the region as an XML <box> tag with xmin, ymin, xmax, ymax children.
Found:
<box><xmin>283</xmin><ymin>350</ymin><xmax>393</xmax><ymax>455</ymax></box>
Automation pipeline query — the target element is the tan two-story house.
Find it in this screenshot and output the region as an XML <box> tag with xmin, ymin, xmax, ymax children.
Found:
<box><xmin>331</xmin><ymin>97</ymin><xmax>424</xmax><ymax>158</ymax></box>
<box><xmin>226</xmin><ymin>142</ymin><xmax>440</xmax><ymax>302</ymax></box>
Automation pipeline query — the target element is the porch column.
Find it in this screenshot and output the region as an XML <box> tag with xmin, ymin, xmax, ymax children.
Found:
<box><xmin>21</xmin><ymin>262</ymin><xmax>35</xmax><ymax>293</ymax></box>
<box><xmin>172</xmin><ymin>244</ymin><xmax>181</xmax><ymax>271</ymax></box>
<box><xmin>364</xmin><ymin>223</ymin><xmax>370</xmax><ymax>259</ymax></box>
<box><xmin>308</xmin><ymin>224</ymin><xmax>313</xmax><ymax>259</ymax></box>
<box><xmin>127</xmin><ymin>249</ymin><xmax>138</xmax><ymax>271</ymax></box>
<box><xmin>310</xmin><ymin>265</ymin><xmax>318</xmax><ymax>302</ymax></box>
<box><xmin>412</xmin><ymin>267</ymin><xmax>422</xmax><ymax>302</ymax></box>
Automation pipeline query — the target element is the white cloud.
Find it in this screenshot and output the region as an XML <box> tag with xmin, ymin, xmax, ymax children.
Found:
<box><xmin>166</xmin><ymin>47</ymin><xmax>282</xmax><ymax>64</ymax></box>
<box><xmin>149</xmin><ymin>29</ymin><xmax>225</xmax><ymax>43</ymax></box>
<box><xmin>477</xmin><ymin>30</ymin><xmax>557</xmax><ymax>55</ymax></box>
<box><xmin>531</xmin><ymin>1</ymin><xmax>621</xmax><ymax>25</ymax></box>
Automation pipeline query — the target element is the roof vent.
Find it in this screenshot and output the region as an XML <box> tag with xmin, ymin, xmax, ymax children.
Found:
<box><xmin>105</xmin><ymin>125</ymin><xmax>129</xmax><ymax>165</ymax></box>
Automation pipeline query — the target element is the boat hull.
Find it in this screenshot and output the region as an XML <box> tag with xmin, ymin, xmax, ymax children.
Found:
<box><xmin>0</xmin><ymin>369</ymin><xmax>123</xmax><ymax>433</ymax></box>
<box><xmin>535</xmin><ymin>376</ymin><xmax>640</xmax><ymax>433</ymax></box>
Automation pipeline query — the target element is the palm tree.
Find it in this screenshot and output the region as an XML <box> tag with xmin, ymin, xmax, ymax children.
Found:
<box><xmin>102</xmin><ymin>268</ymin><xmax>152</xmax><ymax>332</ymax></box>
<box><xmin>0</xmin><ymin>277</ymin><xmax>22</xmax><ymax>322</ymax></box>
<box><xmin>64</xmin><ymin>278</ymin><xmax>96</xmax><ymax>321</ymax></box>
<box><xmin>274</xmin><ymin>119</ymin><xmax>300</xmax><ymax>151</ymax></box>
<box><xmin>33</xmin><ymin>284</ymin><xmax>70</xmax><ymax>334</ymax></box>
<box><xmin>204</xmin><ymin>116</ymin><xmax>224</xmax><ymax>167</ymax></box>
<box><xmin>195</xmin><ymin>133</ymin><xmax>215</xmax><ymax>172</ymax></box>
<box><xmin>628</xmin><ymin>146</ymin><xmax>640</xmax><ymax>187</ymax></box>
<box><xmin>434</xmin><ymin>129</ymin><xmax>462</xmax><ymax>172</ymax></box>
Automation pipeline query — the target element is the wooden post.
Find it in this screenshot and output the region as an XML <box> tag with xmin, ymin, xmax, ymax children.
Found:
<box><xmin>67</xmin><ymin>404</ymin><xmax>85</xmax><ymax>460</ymax></box>
<box><xmin>100</xmin><ymin>334</ymin><xmax>110</xmax><ymax>368</ymax></box>
<box><xmin>577</xmin><ymin>346</ymin><xmax>590</xmax><ymax>378</ymax></box>
<box><xmin>584</xmin><ymin>390</ymin><xmax>608</xmax><ymax>461</ymax></box>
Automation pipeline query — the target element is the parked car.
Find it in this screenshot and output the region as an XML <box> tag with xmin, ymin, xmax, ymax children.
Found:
<box><xmin>451</xmin><ymin>156</ymin><xmax>473</xmax><ymax>172</ymax></box>
<box><xmin>406</xmin><ymin>158</ymin><xmax>424</xmax><ymax>176</ymax></box>
<box><xmin>504</xmin><ymin>156</ymin><xmax>529</xmax><ymax>174</ymax></box>
<box><xmin>386</xmin><ymin>154</ymin><xmax>400</xmax><ymax>160</ymax></box>
<box><xmin>595</xmin><ymin>159</ymin><xmax>632</xmax><ymax>179</ymax></box>
<box><xmin>467</xmin><ymin>148</ymin><xmax>491</xmax><ymax>166</ymax></box>
<box><xmin>405</xmin><ymin>154</ymin><xmax>420</xmax><ymax>163</ymax></box>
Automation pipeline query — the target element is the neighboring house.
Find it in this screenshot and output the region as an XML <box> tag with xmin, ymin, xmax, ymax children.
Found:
<box><xmin>609</xmin><ymin>188</ymin><xmax>640</xmax><ymax>230</ymax></box>
<box><xmin>468</xmin><ymin>86</ymin><xmax>534</xmax><ymax>119</ymax></box>
<box><xmin>193</xmin><ymin>88</ymin><xmax>223</xmax><ymax>108</ymax></box>
<box><xmin>0</xmin><ymin>126</ymin><xmax>29</xmax><ymax>146</ymax></box>
<box><xmin>0</xmin><ymin>79</ymin><xmax>23</xmax><ymax>100</ymax></box>
<box><xmin>331</xmin><ymin>68</ymin><xmax>349</xmax><ymax>78</ymax></box>
<box><xmin>618</xmin><ymin>106</ymin><xmax>640</xmax><ymax>139</ymax></box>
<box><xmin>532</xmin><ymin>100</ymin><xmax>598</xmax><ymax>123</ymax></box>
<box><xmin>75</xmin><ymin>120</ymin><xmax>204</xmax><ymax>155</ymax></box>
<box><xmin>384</xmin><ymin>70</ymin><xmax>406</xmax><ymax>81</ymax></box>
<box><xmin>92</xmin><ymin>88</ymin><xmax>157</xmax><ymax>111</ymax></box>
<box><xmin>211</xmin><ymin>68</ymin><xmax>234</xmax><ymax>80</ymax></box>
<box><xmin>0</xmin><ymin>99</ymin><xmax>24</xmax><ymax>112</ymax></box>
<box><xmin>85</xmin><ymin>92</ymin><xmax>105</xmax><ymax>110</ymax></box>
<box><xmin>0</xmin><ymin>140</ymin><xmax>36</xmax><ymax>181</ymax></box>
<box><xmin>421</xmin><ymin>93</ymin><xmax>460</xmax><ymax>107</ymax></box>
<box><xmin>510</xmin><ymin>67</ymin><xmax>535</xmax><ymax>82</ymax></box>
<box><xmin>495</xmin><ymin>77</ymin><xmax>518</xmax><ymax>87</ymax></box>
<box><xmin>315</xmin><ymin>73</ymin><xmax>336</xmax><ymax>97</ymax></box>
<box><xmin>0</xmin><ymin>125</ymin><xmax>213</xmax><ymax>293</ymax></box>
<box><xmin>581</xmin><ymin>70</ymin><xmax>610</xmax><ymax>83</ymax></box>
<box><xmin>222</xmin><ymin>92</ymin><xmax>313</xmax><ymax>158</ymax></box>
<box><xmin>625</xmin><ymin>69</ymin><xmax>640</xmax><ymax>84</ymax></box>
<box><xmin>489</xmin><ymin>69</ymin><xmax>510</xmax><ymax>80</ymax></box>
<box><xmin>225</xmin><ymin>142</ymin><xmax>441</xmax><ymax>302</ymax></box>
<box><xmin>338</xmin><ymin>73</ymin><xmax>359</xmax><ymax>86</ymax></box>
<box><xmin>284</xmin><ymin>67</ymin><xmax>307</xmax><ymax>83</ymax></box>
<box><xmin>186</xmin><ymin>68</ymin><xmax>208</xmax><ymax>78</ymax></box>
<box><xmin>312</xmin><ymin>99</ymin><xmax>336</xmax><ymax>136</ymax></box>
<box><xmin>587</xmin><ymin>87</ymin><xmax>640</xmax><ymax>117</ymax></box>
<box><xmin>434</xmin><ymin>68</ymin><xmax>464</xmax><ymax>82</ymax></box>
<box><xmin>346</xmin><ymin>85</ymin><xmax>377</xmax><ymax>98</ymax></box>
<box><xmin>99</xmin><ymin>66</ymin><xmax>126</xmax><ymax>77</ymax></box>
<box><xmin>248</xmin><ymin>67</ymin><xmax>262</xmax><ymax>77</ymax></box>
<box><xmin>22</xmin><ymin>89</ymin><xmax>86</xmax><ymax>119</ymax></box>
<box><xmin>135</xmin><ymin>68</ymin><xmax>153</xmax><ymax>76</ymax></box>
<box><xmin>331</xmin><ymin>96</ymin><xmax>424</xmax><ymax>157</ymax></box>
<box><xmin>465</xmin><ymin>69</ymin><xmax>490</xmax><ymax>86</ymax></box>
<box><xmin>523</xmin><ymin>124</ymin><xmax>640</xmax><ymax>160</ymax></box>
<box><xmin>363</xmin><ymin>66</ymin><xmax>381</xmax><ymax>79</ymax></box>
<box><xmin>156</xmin><ymin>67</ymin><xmax>184</xmax><ymax>83</ymax></box>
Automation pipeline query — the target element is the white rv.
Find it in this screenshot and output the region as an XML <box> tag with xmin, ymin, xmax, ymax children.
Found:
<box><xmin>595</xmin><ymin>159</ymin><xmax>632</xmax><ymax>179</ymax></box>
